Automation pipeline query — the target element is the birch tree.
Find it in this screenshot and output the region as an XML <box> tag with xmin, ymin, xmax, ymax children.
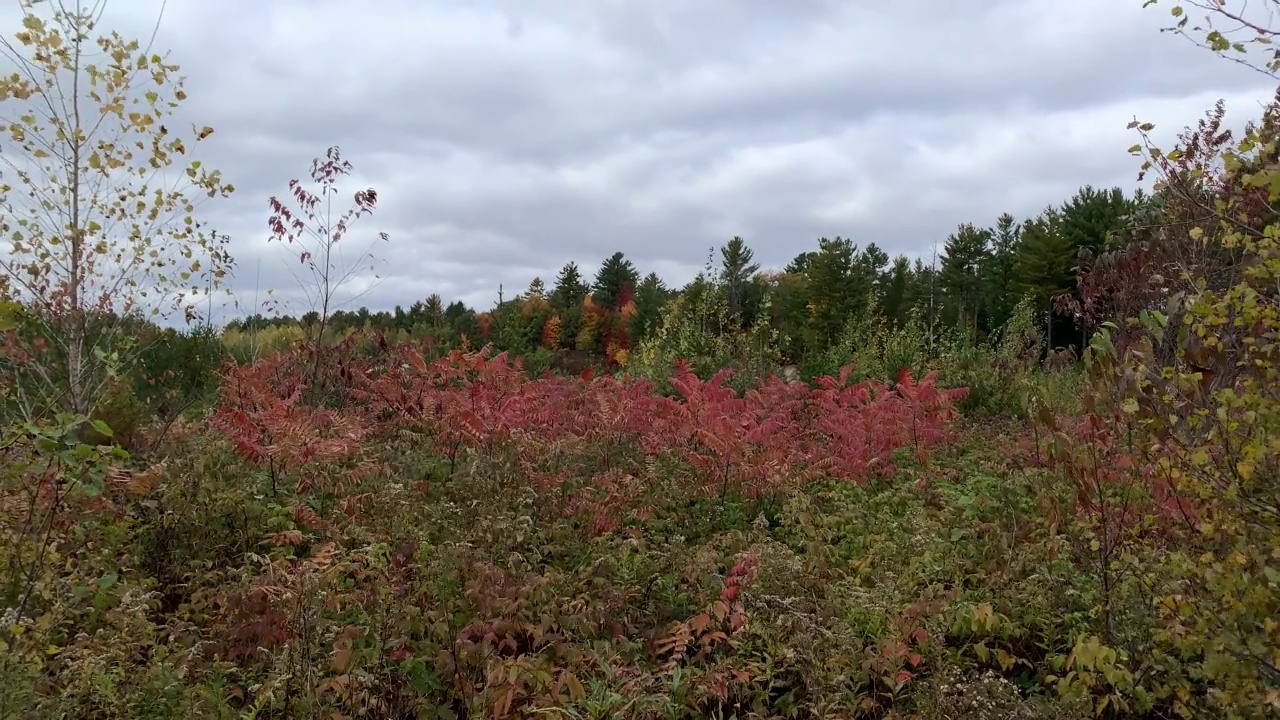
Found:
<box><xmin>0</xmin><ymin>0</ymin><xmax>234</xmax><ymax>418</ymax></box>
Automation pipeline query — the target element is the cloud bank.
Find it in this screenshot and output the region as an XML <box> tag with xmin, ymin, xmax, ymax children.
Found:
<box><xmin>2</xmin><ymin>0</ymin><xmax>1275</xmax><ymax>322</ymax></box>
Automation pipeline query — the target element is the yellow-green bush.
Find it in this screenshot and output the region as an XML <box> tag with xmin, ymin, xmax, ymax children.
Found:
<box><xmin>630</xmin><ymin>276</ymin><xmax>784</xmax><ymax>390</ymax></box>
<box><xmin>221</xmin><ymin>324</ymin><xmax>308</xmax><ymax>363</ymax></box>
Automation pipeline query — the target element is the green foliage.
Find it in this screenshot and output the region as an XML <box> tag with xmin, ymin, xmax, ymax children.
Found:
<box><xmin>1058</xmin><ymin>186</ymin><xmax>1134</xmax><ymax>256</ymax></box>
<box><xmin>930</xmin><ymin>296</ymin><xmax>1064</xmax><ymax>417</ymax></box>
<box><xmin>1144</xmin><ymin>0</ymin><xmax>1280</xmax><ymax>74</ymax></box>
<box><xmin>720</xmin><ymin>236</ymin><xmax>763</xmax><ymax>323</ymax></box>
<box><xmin>803</xmin><ymin>294</ymin><xmax>1078</xmax><ymax>419</ymax></box>
<box><xmin>1013</xmin><ymin>209</ymin><xmax>1074</xmax><ymax>309</ymax></box>
<box><xmin>592</xmin><ymin>251</ymin><xmax>639</xmax><ymax>309</ymax></box>
<box><xmin>0</xmin><ymin>301</ymin><xmax>19</xmax><ymax>332</ymax></box>
<box><xmin>6</xmin><ymin>4</ymin><xmax>1280</xmax><ymax>719</ymax></box>
<box><xmin>630</xmin><ymin>271</ymin><xmax>670</xmax><ymax>345</ymax></box>
<box><xmin>0</xmin><ymin>409</ymin><xmax>131</xmax><ymax>713</ymax></box>
<box><xmin>630</xmin><ymin>269</ymin><xmax>783</xmax><ymax>389</ymax></box>
<box><xmin>985</xmin><ymin>213</ymin><xmax>1023</xmax><ymax>329</ymax></box>
<box><xmin>1051</xmin><ymin>84</ymin><xmax>1280</xmax><ymax>716</ymax></box>
<box><xmin>221</xmin><ymin>323</ymin><xmax>309</xmax><ymax>364</ymax></box>
<box><xmin>801</xmin><ymin>236</ymin><xmax>868</xmax><ymax>354</ymax></box>
<box><xmin>803</xmin><ymin>306</ymin><xmax>929</xmax><ymax>384</ymax></box>
<box><xmin>129</xmin><ymin>323</ymin><xmax>226</xmax><ymax>432</ymax></box>
<box><xmin>552</xmin><ymin>261</ymin><xmax>590</xmax><ymax>309</ymax></box>
<box><xmin>939</xmin><ymin>223</ymin><xmax>994</xmax><ymax>344</ymax></box>
<box><xmin>881</xmin><ymin>255</ymin><xmax>913</xmax><ymax>326</ymax></box>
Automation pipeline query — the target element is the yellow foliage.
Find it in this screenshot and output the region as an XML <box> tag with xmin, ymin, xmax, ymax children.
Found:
<box><xmin>521</xmin><ymin>295</ymin><xmax>549</xmax><ymax>317</ymax></box>
<box><xmin>221</xmin><ymin>324</ymin><xmax>307</xmax><ymax>358</ymax></box>
<box><xmin>1067</xmin><ymin>90</ymin><xmax>1280</xmax><ymax>718</ymax></box>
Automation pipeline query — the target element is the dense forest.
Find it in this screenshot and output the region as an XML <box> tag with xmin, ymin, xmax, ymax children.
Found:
<box><xmin>1</xmin><ymin>1</ymin><xmax>1277</xmax><ymax>719</ymax></box>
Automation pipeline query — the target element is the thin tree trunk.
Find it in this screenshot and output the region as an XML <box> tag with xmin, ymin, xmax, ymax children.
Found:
<box><xmin>66</xmin><ymin>21</ymin><xmax>86</xmax><ymax>415</ymax></box>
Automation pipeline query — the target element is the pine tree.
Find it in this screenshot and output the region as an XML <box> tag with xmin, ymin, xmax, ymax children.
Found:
<box><xmin>905</xmin><ymin>257</ymin><xmax>939</xmax><ymax>343</ymax></box>
<box><xmin>802</xmin><ymin>237</ymin><xmax>859</xmax><ymax>354</ymax></box>
<box><xmin>881</xmin><ymin>255</ymin><xmax>911</xmax><ymax>325</ymax></box>
<box><xmin>765</xmin><ymin>270</ymin><xmax>810</xmax><ymax>361</ymax></box>
<box><xmin>591</xmin><ymin>252</ymin><xmax>638</xmax><ymax>309</ymax></box>
<box><xmin>719</xmin><ymin>236</ymin><xmax>760</xmax><ymax>320</ymax></box>
<box><xmin>526</xmin><ymin>277</ymin><xmax>548</xmax><ymax>300</ymax></box>
<box><xmin>1059</xmin><ymin>185</ymin><xmax>1133</xmax><ymax>255</ymax></box>
<box><xmin>784</xmin><ymin>251</ymin><xmax>817</xmax><ymax>275</ymax></box>
<box><xmin>424</xmin><ymin>294</ymin><xmax>446</xmax><ymax>327</ymax></box>
<box><xmin>551</xmin><ymin>262</ymin><xmax>589</xmax><ymax>311</ymax></box>
<box><xmin>1013</xmin><ymin>208</ymin><xmax>1075</xmax><ymax>348</ymax></box>
<box><xmin>939</xmin><ymin>223</ymin><xmax>993</xmax><ymax>343</ymax></box>
<box><xmin>858</xmin><ymin>242</ymin><xmax>890</xmax><ymax>312</ymax></box>
<box><xmin>984</xmin><ymin>213</ymin><xmax>1021</xmax><ymax>330</ymax></box>
<box><xmin>630</xmin><ymin>272</ymin><xmax>669</xmax><ymax>344</ymax></box>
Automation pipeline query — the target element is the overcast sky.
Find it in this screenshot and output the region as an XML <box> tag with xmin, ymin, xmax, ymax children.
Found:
<box><xmin>4</xmin><ymin>0</ymin><xmax>1278</xmax><ymax>323</ymax></box>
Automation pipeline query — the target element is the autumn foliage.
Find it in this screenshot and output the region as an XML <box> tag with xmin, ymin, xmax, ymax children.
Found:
<box><xmin>8</xmin><ymin>2</ymin><xmax>1280</xmax><ymax>717</ymax></box>
<box><xmin>213</xmin><ymin>343</ymin><xmax>967</xmax><ymax>534</ymax></box>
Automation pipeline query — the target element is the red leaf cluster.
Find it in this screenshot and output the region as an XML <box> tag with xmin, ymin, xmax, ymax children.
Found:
<box><xmin>1022</xmin><ymin>409</ymin><xmax>1198</xmax><ymax>549</ymax></box>
<box><xmin>211</xmin><ymin>351</ymin><xmax>379</xmax><ymax>496</ymax></box>
<box><xmin>213</xmin><ymin>343</ymin><xmax>968</xmax><ymax>531</ymax></box>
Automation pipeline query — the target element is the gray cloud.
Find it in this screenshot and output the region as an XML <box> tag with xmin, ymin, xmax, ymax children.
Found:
<box><xmin>1</xmin><ymin>0</ymin><xmax>1275</xmax><ymax>323</ymax></box>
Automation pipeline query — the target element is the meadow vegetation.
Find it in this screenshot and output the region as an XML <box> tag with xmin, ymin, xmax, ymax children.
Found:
<box><xmin>0</xmin><ymin>0</ymin><xmax>1277</xmax><ymax>718</ymax></box>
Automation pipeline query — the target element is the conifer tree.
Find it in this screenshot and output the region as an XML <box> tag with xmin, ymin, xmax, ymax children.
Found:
<box><xmin>719</xmin><ymin>236</ymin><xmax>760</xmax><ymax>319</ymax></box>
<box><xmin>1058</xmin><ymin>185</ymin><xmax>1133</xmax><ymax>255</ymax></box>
<box><xmin>1013</xmin><ymin>208</ymin><xmax>1074</xmax><ymax>348</ymax></box>
<box><xmin>551</xmin><ymin>262</ymin><xmax>588</xmax><ymax>310</ymax></box>
<box><xmin>802</xmin><ymin>237</ymin><xmax>859</xmax><ymax>354</ymax></box>
<box><xmin>984</xmin><ymin>213</ymin><xmax>1022</xmax><ymax>330</ymax></box>
<box><xmin>630</xmin><ymin>272</ymin><xmax>669</xmax><ymax>344</ymax></box>
<box><xmin>939</xmin><ymin>223</ymin><xmax>993</xmax><ymax>343</ymax></box>
<box><xmin>881</xmin><ymin>255</ymin><xmax>911</xmax><ymax>326</ymax></box>
<box><xmin>591</xmin><ymin>252</ymin><xmax>639</xmax><ymax>309</ymax></box>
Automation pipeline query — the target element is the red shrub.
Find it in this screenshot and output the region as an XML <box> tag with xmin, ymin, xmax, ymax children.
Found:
<box><xmin>212</xmin><ymin>345</ymin><xmax>969</xmax><ymax>532</ymax></box>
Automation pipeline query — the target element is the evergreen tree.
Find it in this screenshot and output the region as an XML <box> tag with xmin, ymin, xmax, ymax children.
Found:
<box><xmin>938</xmin><ymin>223</ymin><xmax>992</xmax><ymax>343</ymax></box>
<box><xmin>905</xmin><ymin>257</ymin><xmax>940</xmax><ymax>345</ymax></box>
<box><xmin>526</xmin><ymin>276</ymin><xmax>547</xmax><ymax>300</ymax></box>
<box><xmin>803</xmin><ymin>237</ymin><xmax>859</xmax><ymax>354</ymax></box>
<box><xmin>1013</xmin><ymin>208</ymin><xmax>1075</xmax><ymax>348</ymax></box>
<box><xmin>765</xmin><ymin>270</ymin><xmax>809</xmax><ymax>362</ymax></box>
<box><xmin>630</xmin><ymin>272</ymin><xmax>669</xmax><ymax>344</ymax></box>
<box><xmin>784</xmin><ymin>251</ymin><xmax>817</xmax><ymax>275</ymax></box>
<box><xmin>591</xmin><ymin>252</ymin><xmax>639</xmax><ymax>309</ymax></box>
<box><xmin>443</xmin><ymin>300</ymin><xmax>467</xmax><ymax>322</ymax></box>
<box><xmin>494</xmin><ymin>279</ymin><xmax>549</xmax><ymax>355</ymax></box>
<box><xmin>719</xmin><ymin>236</ymin><xmax>760</xmax><ymax>320</ymax></box>
<box><xmin>858</xmin><ymin>242</ymin><xmax>890</xmax><ymax>311</ymax></box>
<box><xmin>351</xmin><ymin>307</ymin><xmax>371</xmax><ymax>328</ymax></box>
<box><xmin>549</xmin><ymin>263</ymin><xmax>588</xmax><ymax>348</ymax></box>
<box><xmin>551</xmin><ymin>262</ymin><xmax>589</xmax><ymax>310</ymax></box>
<box><xmin>1059</xmin><ymin>185</ymin><xmax>1133</xmax><ymax>255</ymax></box>
<box><xmin>424</xmin><ymin>294</ymin><xmax>446</xmax><ymax>327</ymax></box>
<box><xmin>984</xmin><ymin>213</ymin><xmax>1021</xmax><ymax>330</ymax></box>
<box><xmin>881</xmin><ymin>255</ymin><xmax>911</xmax><ymax>325</ymax></box>
<box><xmin>407</xmin><ymin>299</ymin><xmax>426</xmax><ymax>325</ymax></box>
